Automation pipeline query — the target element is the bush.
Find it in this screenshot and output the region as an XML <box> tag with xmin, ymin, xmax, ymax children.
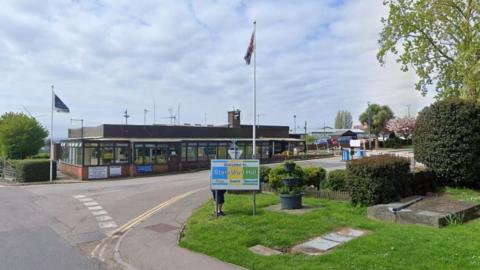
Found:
<box><xmin>324</xmin><ymin>169</ymin><xmax>348</xmax><ymax>191</ymax></box>
<box><xmin>413</xmin><ymin>99</ymin><xmax>480</xmax><ymax>184</ymax></box>
<box><xmin>384</xmin><ymin>133</ymin><xmax>403</xmax><ymax>148</ymax></box>
<box><xmin>303</xmin><ymin>167</ymin><xmax>326</xmax><ymax>189</ymax></box>
<box><xmin>268</xmin><ymin>160</ymin><xmax>304</xmax><ymax>190</ymax></box>
<box><xmin>11</xmin><ymin>159</ymin><xmax>56</xmax><ymax>182</ymax></box>
<box><xmin>409</xmin><ymin>169</ymin><xmax>438</xmax><ymax>195</ymax></box>
<box><xmin>259</xmin><ymin>166</ymin><xmax>271</xmax><ymax>183</ymax></box>
<box><xmin>347</xmin><ymin>155</ymin><xmax>410</xmax><ymax>206</ymax></box>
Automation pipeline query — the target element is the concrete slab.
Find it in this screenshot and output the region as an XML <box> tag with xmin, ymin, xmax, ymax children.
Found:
<box><xmin>336</xmin><ymin>228</ymin><xmax>365</xmax><ymax>237</ymax></box>
<box><xmin>322</xmin><ymin>232</ymin><xmax>353</xmax><ymax>243</ymax></box>
<box><xmin>249</xmin><ymin>245</ymin><xmax>282</xmax><ymax>256</ymax></box>
<box><xmin>264</xmin><ymin>204</ymin><xmax>321</xmax><ymax>215</ymax></box>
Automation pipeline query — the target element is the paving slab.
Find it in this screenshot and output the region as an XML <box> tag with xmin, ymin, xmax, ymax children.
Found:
<box><xmin>264</xmin><ymin>204</ymin><xmax>321</xmax><ymax>215</ymax></box>
<box><xmin>336</xmin><ymin>228</ymin><xmax>365</xmax><ymax>237</ymax></box>
<box><xmin>322</xmin><ymin>232</ymin><xmax>353</xmax><ymax>243</ymax></box>
<box><xmin>249</xmin><ymin>245</ymin><xmax>282</xmax><ymax>256</ymax></box>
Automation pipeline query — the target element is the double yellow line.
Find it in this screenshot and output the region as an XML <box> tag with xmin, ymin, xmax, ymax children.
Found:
<box><xmin>109</xmin><ymin>186</ymin><xmax>209</xmax><ymax>236</ymax></box>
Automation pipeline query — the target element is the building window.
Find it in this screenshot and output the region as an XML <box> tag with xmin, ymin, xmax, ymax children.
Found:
<box><xmin>217</xmin><ymin>143</ymin><xmax>227</xmax><ymax>159</ymax></box>
<box><xmin>134</xmin><ymin>143</ymin><xmax>145</xmax><ymax>164</ymax></box>
<box><xmin>99</xmin><ymin>143</ymin><xmax>114</xmax><ymax>165</ymax></box>
<box><xmin>181</xmin><ymin>143</ymin><xmax>187</xmax><ymax>162</ymax></box>
<box><xmin>187</xmin><ymin>143</ymin><xmax>197</xmax><ymax>162</ymax></box>
<box><xmin>206</xmin><ymin>142</ymin><xmax>217</xmax><ymax>160</ymax></box>
<box><xmin>115</xmin><ymin>143</ymin><xmax>129</xmax><ymax>164</ymax></box>
<box><xmin>144</xmin><ymin>144</ymin><xmax>156</xmax><ymax>164</ymax></box>
<box><xmin>84</xmin><ymin>143</ymin><xmax>99</xmax><ymax>166</ymax></box>
<box><xmin>155</xmin><ymin>144</ymin><xmax>169</xmax><ymax>164</ymax></box>
<box><xmin>197</xmin><ymin>143</ymin><xmax>208</xmax><ymax>161</ymax></box>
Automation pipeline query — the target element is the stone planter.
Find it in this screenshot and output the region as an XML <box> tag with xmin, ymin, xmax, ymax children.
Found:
<box><xmin>280</xmin><ymin>193</ymin><xmax>303</xmax><ymax>209</ymax></box>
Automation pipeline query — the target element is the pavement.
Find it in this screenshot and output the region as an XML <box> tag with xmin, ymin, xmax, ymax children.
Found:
<box><xmin>0</xmin><ymin>156</ymin><xmax>345</xmax><ymax>270</ymax></box>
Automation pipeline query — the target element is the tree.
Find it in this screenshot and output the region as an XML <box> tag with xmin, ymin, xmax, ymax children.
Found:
<box><xmin>359</xmin><ymin>104</ymin><xmax>394</xmax><ymax>148</ymax></box>
<box><xmin>413</xmin><ymin>99</ymin><xmax>480</xmax><ymax>184</ymax></box>
<box><xmin>0</xmin><ymin>112</ymin><xmax>48</xmax><ymax>159</ymax></box>
<box><xmin>378</xmin><ymin>0</ymin><xmax>480</xmax><ymax>101</ymax></box>
<box><xmin>334</xmin><ymin>110</ymin><xmax>353</xmax><ymax>129</ymax></box>
<box><xmin>386</xmin><ymin>117</ymin><xmax>416</xmax><ymax>139</ymax></box>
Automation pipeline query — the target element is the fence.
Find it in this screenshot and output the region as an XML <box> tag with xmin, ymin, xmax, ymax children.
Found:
<box><xmin>0</xmin><ymin>159</ymin><xmax>16</xmax><ymax>181</ymax></box>
<box><xmin>260</xmin><ymin>183</ymin><xmax>350</xmax><ymax>201</ymax></box>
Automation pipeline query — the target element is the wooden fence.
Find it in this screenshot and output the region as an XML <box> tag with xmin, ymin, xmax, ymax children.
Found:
<box><xmin>260</xmin><ymin>183</ymin><xmax>350</xmax><ymax>201</ymax></box>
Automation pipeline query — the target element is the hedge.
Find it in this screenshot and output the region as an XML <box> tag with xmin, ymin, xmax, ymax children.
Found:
<box><xmin>259</xmin><ymin>166</ymin><xmax>271</xmax><ymax>183</ymax></box>
<box><xmin>11</xmin><ymin>159</ymin><xmax>56</xmax><ymax>182</ymax></box>
<box><xmin>347</xmin><ymin>155</ymin><xmax>410</xmax><ymax>206</ymax></box>
<box><xmin>413</xmin><ymin>99</ymin><xmax>480</xmax><ymax>184</ymax></box>
<box><xmin>303</xmin><ymin>167</ymin><xmax>326</xmax><ymax>189</ymax></box>
<box><xmin>323</xmin><ymin>169</ymin><xmax>348</xmax><ymax>191</ymax></box>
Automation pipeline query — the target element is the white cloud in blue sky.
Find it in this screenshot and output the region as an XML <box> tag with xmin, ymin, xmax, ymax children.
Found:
<box><xmin>0</xmin><ymin>0</ymin><xmax>433</xmax><ymax>137</ymax></box>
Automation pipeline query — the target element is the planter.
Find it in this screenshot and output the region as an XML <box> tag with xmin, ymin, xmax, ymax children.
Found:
<box><xmin>280</xmin><ymin>193</ymin><xmax>303</xmax><ymax>209</ymax></box>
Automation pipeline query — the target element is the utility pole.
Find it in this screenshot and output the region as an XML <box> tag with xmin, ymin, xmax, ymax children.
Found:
<box><xmin>406</xmin><ymin>104</ymin><xmax>411</xmax><ymax>117</ymax></box>
<box><xmin>123</xmin><ymin>109</ymin><xmax>130</xmax><ymax>125</ymax></box>
<box><xmin>304</xmin><ymin>121</ymin><xmax>307</xmax><ymax>156</ymax></box>
<box><xmin>153</xmin><ymin>101</ymin><xmax>156</xmax><ymax>125</ymax></box>
<box><xmin>144</xmin><ymin>109</ymin><xmax>150</xmax><ymax>125</ymax></box>
<box><xmin>367</xmin><ymin>102</ymin><xmax>372</xmax><ymax>150</ymax></box>
<box><xmin>293</xmin><ymin>115</ymin><xmax>297</xmax><ymax>134</ymax></box>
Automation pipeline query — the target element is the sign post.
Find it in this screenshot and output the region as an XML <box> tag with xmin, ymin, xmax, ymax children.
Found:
<box><xmin>210</xmin><ymin>159</ymin><xmax>260</xmax><ymax>217</ymax></box>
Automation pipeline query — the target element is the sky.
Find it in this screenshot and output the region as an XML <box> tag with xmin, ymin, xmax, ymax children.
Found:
<box><xmin>0</xmin><ymin>0</ymin><xmax>434</xmax><ymax>138</ymax></box>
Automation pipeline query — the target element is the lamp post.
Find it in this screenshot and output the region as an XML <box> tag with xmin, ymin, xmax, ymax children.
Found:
<box><xmin>293</xmin><ymin>115</ymin><xmax>297</xmax><ymax>134</ymax></box>
<box><xmin>367</xmin><ymin>101</ymin><xmax>372</xmax><ymax>150</ymax></box>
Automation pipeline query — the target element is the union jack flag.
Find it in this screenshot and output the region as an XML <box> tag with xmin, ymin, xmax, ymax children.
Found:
<box><xmin>244</xmin><ymin>29</ymin><xmax>255</xmax><ymax>65</ymax></box>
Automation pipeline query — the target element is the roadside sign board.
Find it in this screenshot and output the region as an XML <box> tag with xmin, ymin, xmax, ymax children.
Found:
<box><xmin>210</xmin><ymin>159</ymin><xmax>259</xmax><ymax>190</ymax></box>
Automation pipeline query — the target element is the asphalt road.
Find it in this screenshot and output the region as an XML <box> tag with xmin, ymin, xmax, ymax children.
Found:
<box><xmin>0</xmin><ymin>157</ymin><xmax>345</xmax><ymax>270</ymax></box>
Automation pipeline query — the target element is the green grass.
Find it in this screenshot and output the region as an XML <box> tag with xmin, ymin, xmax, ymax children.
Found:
<box><xmin>444</xmin><ymin>187</ymin><xmax>480</xmax><ymax>203</ymax></box>
<box><xmin>180</xmin><ymin>193</ymin><xmax>480</xmax><ymax>270</ymax></box>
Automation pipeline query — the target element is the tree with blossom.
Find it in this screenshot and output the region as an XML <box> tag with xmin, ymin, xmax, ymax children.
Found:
<box><xmin>386</xmin><ymin>117</ymin><xmax>416</xmax><ymax>139</ymax></box>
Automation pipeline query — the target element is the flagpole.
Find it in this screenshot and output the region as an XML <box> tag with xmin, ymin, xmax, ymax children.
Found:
<box><xmin>50</xmin><ymin>85</ymin><xmax>54</xmax><ymax>182</ymax></box>
<box><xmin>252</xmin><ymin>20</ymin><xmax>257</xmax><ymax>160</ymax></box>
<box><xmin>252</xmin><ymin>20</ymin><xmax>257</xmax><ymax>217</ymax></box>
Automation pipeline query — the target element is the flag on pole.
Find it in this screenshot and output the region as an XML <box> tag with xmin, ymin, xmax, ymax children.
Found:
<box><xmin>54</xmin><ymin>94</ymin><xmax>70</xmax><ymax>113</ymax></box>
<box><xmin>244</xmin><ymin>29</ymin><xmax>255</xmax><ymax>65</ymax></box>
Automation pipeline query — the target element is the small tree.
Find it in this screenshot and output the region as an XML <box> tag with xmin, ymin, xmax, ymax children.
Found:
<box><xmin>0</xmin><ymin>112</ymin><xmax>48</xmax><ymax>159</ymax></box>
<box><xmin>414</xmin><ymin>99</ymin><xmax>480</xmax><ymax>184</ymax></box>
<box><xmin>359</xmin><ymin>104</ymin><xmax>394</xmax><ymax>148</ymax></box>
<box><xmin>386</xmin><ymin>117</ymin><xmax>416</xmax><ymax>139</ymax></box>
<box><xmin>334</xmin><ymin>110</ymin><xmax>353</xmax><ymax>129</ymax></box>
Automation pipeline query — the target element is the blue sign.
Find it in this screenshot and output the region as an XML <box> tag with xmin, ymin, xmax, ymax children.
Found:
<box><xmin>136</xmin><ymin>165</ymin><xmax>153</xmax><ymax>174</ymax></box>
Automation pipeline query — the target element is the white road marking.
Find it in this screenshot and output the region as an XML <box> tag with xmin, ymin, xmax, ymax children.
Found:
<box><xmin>79</xmin><ymin>198</ymin><xmax>94</xmax><ymax>202</ymax></box>
<box><xmin>96</xmin><ymin>215</ymin><xmax>113</xmax><ymax>222</ymax></box>
<box><xmin>73</xmin><ymin>195</ymin><xmax>86</xmax><ymax>199</ymax></box>
<box><xmin>98</xmin><ymin>221</ymin><xmax>118</xmax><ymax>229</ymax></box>
<box><xmin>92</xmin><ymin>210</ymin><xmax>108</xmax><ymax>216</ymax></box>
<box><xmin>84</xmin><ymin>201</ymin><xmax>99</xmax><ymax>206</ymax></box>
<box><xmin>88</xmin><ymin>206</ymin><xmax>103</xmax><ymax>211</ymax></box>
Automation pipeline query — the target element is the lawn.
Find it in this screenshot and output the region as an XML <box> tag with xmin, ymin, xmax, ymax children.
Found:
<box><xmin>180</xmin><ymin>190</ymin><xmax>480</xmax><ymax>270</ymax></box>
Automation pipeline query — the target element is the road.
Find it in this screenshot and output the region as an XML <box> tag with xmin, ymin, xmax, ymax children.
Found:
<box><xmin>0</xmin><ymin>157</ymin><xmax>345</xmax><ymax>270</ymax></box>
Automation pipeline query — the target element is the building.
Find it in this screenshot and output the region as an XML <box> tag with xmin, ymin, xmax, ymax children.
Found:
<box><xmin>311</xmin><ymin>128</ymin><xmax>367</xmax><ymax>146</ymax></box>
<box><xmin>59</xmin><ymin>110</ymin><xmax>304</xmax><ymax>180</ymax></box>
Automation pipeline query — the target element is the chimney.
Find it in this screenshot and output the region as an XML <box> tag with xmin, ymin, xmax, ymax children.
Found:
<box><xmin>228</xmin><ymin>109</ymin><xmax>241</xmax><ymax>128</ymax></box>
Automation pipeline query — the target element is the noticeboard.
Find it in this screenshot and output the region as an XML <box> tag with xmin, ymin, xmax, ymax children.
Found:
<box><xmin>88</xmin><ymin>166</ymin><xmax>108</xmax><ymax>179</ymax></box>
<box><xmin>210</xmin><ymin>159</ymin><xmax>260</xmax><ymax>190</ymax></box>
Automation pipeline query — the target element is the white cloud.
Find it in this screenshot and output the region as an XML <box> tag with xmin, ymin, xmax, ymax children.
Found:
<box><xmin>0</xmin><ymin>0</ymin><xmax>433</xmax><ymax>138</ymax></box>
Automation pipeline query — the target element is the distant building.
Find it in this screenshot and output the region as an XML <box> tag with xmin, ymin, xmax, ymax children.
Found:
<box><xmin>59</xmin><ymin>110</ymin><xmax>304</xmax><ymax>180</ymax></box>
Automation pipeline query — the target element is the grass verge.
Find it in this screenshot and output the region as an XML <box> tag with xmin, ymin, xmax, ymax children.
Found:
<box><xmin>180</xmin><ymin>193</ymin><xmax>480</xmax><ymax>270</ymax></box>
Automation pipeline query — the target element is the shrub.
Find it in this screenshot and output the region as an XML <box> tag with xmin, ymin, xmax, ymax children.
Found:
<box><xmin>268</xmin><ymin>160</ymin><xmax>304</xmax><ymax>190</ymax></box>
<box><xmin>409</xmin><ymin>169</ymin><xmax>438</xmax><ymax>195</ymax></box>
<box><xmin>384</xmin><ymin>134</ymin><xmax>403</xmax><ymax>148</ymax></box>
<box><xmin>303</xmin><ymin>167</ymin><xmax>326</xmax><ymax>189</ymax></box>
<box><xmin>347</xmin><ymin>155</ymin><xmax>410</xmax><ymax>206</ymax></box>
<box><xmin>11</xmin><ymin>159</ymin><xmax>56</xmax><ymax>182</ymax></box>
<box><xmin>413</xmin><ymin>99</ymin><xmax>480</xmax><ymax>184</ymax></box>
<box><xmin>324</xmin><ymin>169</ymin><xmax>348</xmax><ymax>191</ymax></box>
<box><xmin>259</xmin><ymin>166</ymin><xmax>271</xmax><ymax>183</ymax></box>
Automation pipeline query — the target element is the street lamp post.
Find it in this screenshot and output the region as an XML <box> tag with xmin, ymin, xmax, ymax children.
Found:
<box><xmin>293</xmin><ymin>115</ymin><xmax>297</xmax><ymax>134</ymax></box>
<box><xmin>367</xmin><ymin>101</ymin><xmax>372</xmax><ymax>150</ymax></box>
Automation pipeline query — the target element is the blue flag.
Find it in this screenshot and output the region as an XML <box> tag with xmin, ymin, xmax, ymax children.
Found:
<box><xmin>54</xmin><ymin>94</ymin><xmax>70</xmax><ymax>113</ymax></box>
